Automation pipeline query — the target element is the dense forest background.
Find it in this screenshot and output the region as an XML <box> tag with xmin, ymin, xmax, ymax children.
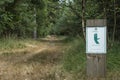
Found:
<box><xmin>0</xmin><ymin>0</ymin><xmax>120</xmax><ymax>41</ymax></box>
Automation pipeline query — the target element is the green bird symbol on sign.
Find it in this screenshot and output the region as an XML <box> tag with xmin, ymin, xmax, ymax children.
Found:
<box><xmin>94</xmin><ymin>33</ymin><xmax>100</xmax><ymax>44</ymax></box>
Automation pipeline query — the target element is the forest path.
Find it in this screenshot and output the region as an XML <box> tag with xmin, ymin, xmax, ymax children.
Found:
<box><xmin>0</xmin><ymin>36</ymin><xmax>67</xmax><ymax>80</ymax></box>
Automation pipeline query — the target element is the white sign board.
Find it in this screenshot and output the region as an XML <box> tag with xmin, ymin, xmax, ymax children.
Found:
<box><xmin>86</xmin><ymin>27</ymin><xmax>107</xmax><ymax>54</ymax></box>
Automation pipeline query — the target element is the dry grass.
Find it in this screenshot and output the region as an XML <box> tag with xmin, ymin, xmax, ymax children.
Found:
<box><xmin>0</xmin><ymin>37</ymin><xmax>119</xmax><ymax>80</ymax></box>
<box><xmin>0</xmin><ymin>36</ymin><xmax>68</xmax><ymax>80</ymax></box>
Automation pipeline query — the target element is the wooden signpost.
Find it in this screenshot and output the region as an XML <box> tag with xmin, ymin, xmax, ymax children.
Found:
<box><xmin>86</xmin><ymin>19</ymin><xmax>107</xmax><ymax>79</ymax></box>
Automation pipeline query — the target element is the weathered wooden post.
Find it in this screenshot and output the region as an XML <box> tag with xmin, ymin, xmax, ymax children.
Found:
<box><xmin>86</xmin><ymin>19</ymin><xmax>107</xmax><ymax>79</ymax></box>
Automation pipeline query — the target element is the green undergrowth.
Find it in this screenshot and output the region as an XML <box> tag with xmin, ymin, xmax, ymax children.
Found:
<box><xmin>0</xmin><ymin>38</ymin><xmax>25</xmax><ymax>50</ymax></box>
<box><xmin>107</xmin><ymin>41</ymin><xmax>120</xmax><ymax>71</ymax></box>
<box><xmin>63</xmin><ymin>37</ymin><xmax>86</xmax><ymax>78</ymax></box>
<box><xmin>62</xmin><ymin>37</ymin><xmax>120</xmax><ymax>79</ymax></box>
<box><xmin>0</xmin><ymin>37</ymin><xmax>39</xmax><ymax>50</ymax></box>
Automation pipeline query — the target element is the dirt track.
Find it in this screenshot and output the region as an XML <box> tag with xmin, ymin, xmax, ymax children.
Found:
<box><xmin>0</xmin><ymin>37</ymin><xmax>66</xmax><ymax>80</ymax></box>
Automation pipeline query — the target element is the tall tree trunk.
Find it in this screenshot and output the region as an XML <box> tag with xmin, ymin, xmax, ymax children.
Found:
<box><xmin>103</xmin><ymin>0</ymin><xmax>107</xmax><ymax>22</ymax></box>
<box><xmin>33</xmin><ymin>8</ymin><xmax>37</xmax><ymax>39</ymax></box>
<box><xmin>34</xmin><ymin>27</ymin><xmax>37</xmax><ymax>39</ymax></box>
<box><xmin>112</xmin><ymin>0</ymin><xmax>116</xmax><ymax>43</ymax></box>
<box><xmin>103</xmin><ymin>0</ymin><xmax>109</xmax><ymax>46</ymax></box>
<box><xmin>82</xmin><ymin>0</ymin><xmax>86</xmax><ymax>40</ymax></box>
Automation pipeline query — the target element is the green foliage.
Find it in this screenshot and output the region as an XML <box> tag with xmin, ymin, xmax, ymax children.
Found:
<box><xmin>0</xmin><ymin>11</ymin><xmax>13</xmax><ymax>33</ymax></box>
<box><xmin>0</xmin><ymin>0</ymin><xmax>120</xmax><ymax>40</ymax></box>
<box><xmin>86</xmin><ymin>0</ymin><xmax>103</xmax><ymax>18</ymax></box>
<box><xmin>63</xmin><ymin>37</ymin><xmax>86</xmax><ymax>72</ymax></box>
<box><xmin>54</xmin><ymin>6</ymin><xmax>82</xmax><ymax>35</ymax></box>
<box><xmin>31</xmin><ymin>0</ymin><xmax>46</xmax><ymax>9</ymax></box>
<box><xmin>0</xmin><ymin>0</ymin><xmax>14</xmax><ymax>5</ymax></box>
